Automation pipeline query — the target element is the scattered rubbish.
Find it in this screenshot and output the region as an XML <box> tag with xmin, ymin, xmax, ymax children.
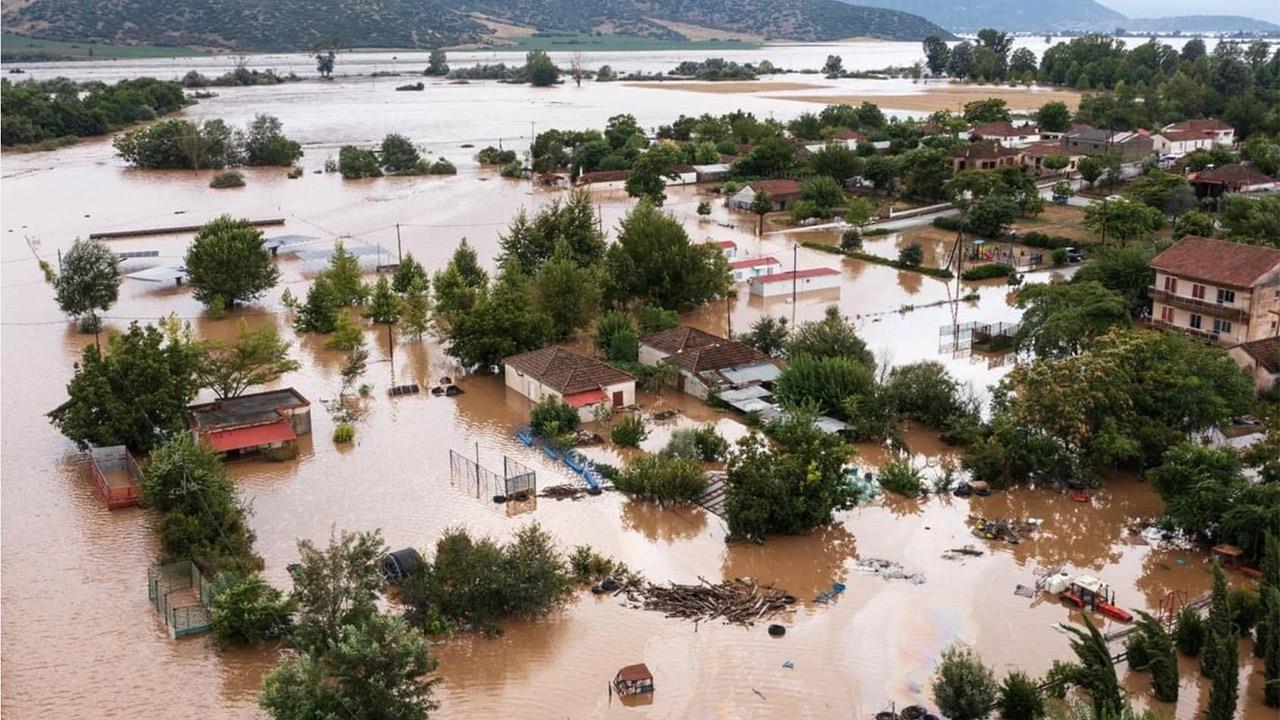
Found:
<box><xmin>1070</xmin><ymin>490</ymin><xmax>1091</xmax><ymax>503</ymax></box>
<box><xmin>971</xmin><ymin>516</ymin><xmax>1041</xmax><ymax>544</ymax></box>
<box><xmin>1124</xmin><ymin>534</ymin><xmax>1149</xmax><ymax>546</ymax></box>
<box><xmin>899</xmin><ymin>706</ymin><xmax>928</xmax><ymax>720</ymax></box>
<box><xmin>781</xmin><ymin>660</ymin><xmax>794</xmax><ymax>669</ymax></box>
<box><xmin>572</xmin><ymin>429</ymin><xmax>604</xmax><ymax>445</ymax></box>
<box><xmin>944</xmin><ymin>545</ymin><xmax>985</xmax><ymax>559</ymax></box>
<box><xmin>381</xmin><ymin>547</ymin><xmax>423</xmax><ymax>584</ymax></box>
<box><xmin>651</xmin><ymin>409</ymin><xmax>679</xmax><ymax>422</ymax></box>
<box><xmin>1014</xmin><ymin>584</ymin><xmax>1036</xmax><ymax>598</ymax></box>
<box><xmin>953</xmin><ymin>480</ymin><xmax>991</xmax><ymax>498</ymax></box>
<box><xmin>767</xmin><ymin>624</ymin><xmax>786</xmax><ymax>637</ymax></box>
<box><xmin>814</xmin><ymin>581</ymin><xmax>847</xmax><ymax>604</ymax></box>
<box><xmin>540</xmin><ymin>484</ymin><xmax>593</xmax><ymax>500</ymax></box>
<box><xmin>612</xmin><ymin>663</ymin><xmax>654</xmax><ymax>696</ymax></box>
<box><xmin>619</xmin><ymin>576</ymin><xmax>795</xmax><ymax>626</ymax></box>
<box><xmin>752</xmin><ymin>688</ymin><xmax>767</xmax><ymax>700</ymax></box>
<box><xmin>852</xmin><ymin>558</ymin><xmax>926</xmax><ymax>585</ymax></box>
<box><xmin>388</xmin><ymin>383</ymin><xmax>420</xmax><ymax>397</ymax></box>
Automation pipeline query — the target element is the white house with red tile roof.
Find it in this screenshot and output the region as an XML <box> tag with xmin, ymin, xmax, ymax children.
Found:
<box><xmin>1162</xmin><ymin>118</ymin><xmax>1234</xmax><ymax>146</ymax></box>
<box><xmin>727</xmin><ymin>255</ymin><xmax>781</xmax><ymax>282</ymax></box>
<box><xmin>503</xmin><ymin>346</ymin><xmax>635</xmax><ymax>421</ymax></box>
<box><xmin>968</xmin><ymin>122</ymin><xmax>1041</xmax><ymax>148</ymax></box>
<box><xmin>1149</xmin><ymin>236</ymin><xmax>1280</xmax><ymax>345</ymax></box>
<box><xmin>747</xmin><ymin>267</ymin><xmax>841</xmax><ymax>297</ymax></box>
<box><xmin>711</xmin><ymin>240</ymin><xmax>738</xmax><ymax>259</ymax></box>
<box><xmin>1153</xmin><ymin>129</ymin><xmax>1216</xmax><ymax>158</ymax></box>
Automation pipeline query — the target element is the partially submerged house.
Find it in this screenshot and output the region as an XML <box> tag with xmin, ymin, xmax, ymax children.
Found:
<box><xmin>692</xmin><ymin>163</ymin><xmax>731</xmax><ymax>183</ymax></box>
<box><xmin>712</xmin><ymin>240</ymin><xmax>739</xmax><ymax>259</ymax></box>
<box><xmin>1229</xmin><ymin>336</ymin><xmax>1280</xmax><ymax>394</ymax></box>
<box><xmin>1149</xmin><ymin>236</ymin><xmax>1280</xmax><ymax>345</ymax></box>
<box><xmin>503</xmin><ymin>346</ymin><xmax>635</xmax><ymax>422</ymax></box>
<box><xmin>187</xmin><ymin>388</ymin><xmax>312</xmax><ymax>457</ymax></box>
<box><xmin>728</xmin><ymin>255</ymin><xmax>780</xmax><ymax>282</ymax></box>
<box><xmin>728</xmin><ymin>179</ymin><xmax>801</xmax><ymax>211</ymax></box>
<box><xmin>638</xmin><ymin>326</ymin><xmax>778</xmax><ymax>399</ymax></box>
<box><xmin>574</xmin><ymin>169</ymin><xmax>629</xmax><ymax>191</ymax></box>
<box><xmin>747</xmin><ymin>267</ymin><xmax>841</xmax><ymax>298</ymax></box>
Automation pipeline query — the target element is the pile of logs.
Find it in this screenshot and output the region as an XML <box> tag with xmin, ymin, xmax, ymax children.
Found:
<box><xmin>619</xmin><ymin>577</ymin><xmax>795</xmax><ymax>626</ymax></box>
<box><xmin>540</xmin><ymin>484</ymin><xmax>593</xmax><ymax>500</ymax></box>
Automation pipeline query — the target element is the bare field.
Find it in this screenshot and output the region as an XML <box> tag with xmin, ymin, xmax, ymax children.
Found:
<box><xmin>768</xmin><ymin>84</ymin><xmax>1083</xmax><ymax>112</ymax></box>
<box><xmin>626</xmin><ymin>80</ymin><xmax>830</xmax><ymax>94</ymax></box>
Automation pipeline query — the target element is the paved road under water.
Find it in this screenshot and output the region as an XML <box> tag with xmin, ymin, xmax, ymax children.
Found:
<box><xmin>1</xmin><ymin>63</ymin><xmax>1271</xmax><ymax>719</ymax></box>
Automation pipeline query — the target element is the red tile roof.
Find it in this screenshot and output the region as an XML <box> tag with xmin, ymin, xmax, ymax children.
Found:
<box><xmin>1166</xmin><ymin>118</ymin><xmax>1233</xmax><ymax>133</ymax></box>
<box><xmin>1019</xmin><ymin>141</ymin><xmax>1073</xmax><ymax>158</ymax></box>
<box><xmin>615</xmin><ymin>664</ymin><xmax>652</xmax><ymax>682</ymax></box>
<box><xmin>1160</xmin><ymin>129</ymin><xmax>1212</xmax><ymax>143</ymax></box>
<box><xmin>950</xmin><ymin>142</ymin><xmax>1020</xmax><ymax>160</ymax></box>
<box><xmin>576</xmin><ymin>170</ymin><xmax>628</xmax><ymax>185</ymax></box>
<box><xmin>205</xmin><ymin>420</ymin><xmax>296</xmax><ymax>453</ymax></box>
<box><xmin>748</xmin><ymin>179</ymin><xmax>801</xmax><ymax>198</ymax></box>
<box><xmin>639</xmin><ymin>326</ymin><xmax>771</xmax><ymax>373</ymax></box>
<box><xmin>1190</xmin><ymin>163</ymin><xmax>1277</xmax><ymax>188</ymax></box>
<box><xmin>639</xmin><ymin>326</ymin><xmax>727</xmax><ymax>354</ymax></box>
<box><xmin>1235</xmin><ymin>337</ymin><xmax>1280</xmax><ymax>374</ymax></box>
<box><xmin>1149</xmin><ymin>236</ymin><xmax>1280</xmax><ymax>289</ymax></box>
<box><xmin>752</xmin><ymin>267</ymin><xmax>840</xmax><ymax>283</ymax></box>
<box><xmin>715</xmin><ymin>240</ymin><xmax>738</xmax><ymax>250</ymax></box>
<box><xmin>504</xmin><ymin>346</ymin><xmax>634</xmax><ymax>395</ymax></box>
<box><xmin>970</xmin><ymin>122</ymin><xmax>1038</xmax><ymax>138</ymax></box>
<box><xmin>729</xmin><ymin>256</ymin><xmax>780</xmax><ymax>269</ymax></box>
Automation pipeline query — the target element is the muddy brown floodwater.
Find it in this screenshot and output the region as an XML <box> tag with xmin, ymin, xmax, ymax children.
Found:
<box><xmin>1</xmin><ymin>72</ymin><xmax>1270</xmax><ymax>719</ymax></box>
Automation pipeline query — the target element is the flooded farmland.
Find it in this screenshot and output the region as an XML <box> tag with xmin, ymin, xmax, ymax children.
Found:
<box><xmin>1</xmin><ymin>46</ymin><xmax>1271</xmax><ymax>719</ymax></box>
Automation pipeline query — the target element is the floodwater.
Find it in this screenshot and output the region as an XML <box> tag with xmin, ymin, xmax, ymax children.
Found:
<box><xmin>1</xmin><ymin>53</ymin><xmax>1271</xmax><ymax>719</ymax></box>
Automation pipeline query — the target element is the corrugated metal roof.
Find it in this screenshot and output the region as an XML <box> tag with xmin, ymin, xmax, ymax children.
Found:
<box><xmin>205</xmin><ymin>420</ymin><xmax>296</xmax><ymax>452</ymax></box>
<box><xmin>719</xmin><ymin>363</ymin><xmax>781</xmax><ymax>385</ymax></box>
<box><xmin>126</xmin><ymin>265</ymin><xmax>187</xmax><ymax>282</ymax></box>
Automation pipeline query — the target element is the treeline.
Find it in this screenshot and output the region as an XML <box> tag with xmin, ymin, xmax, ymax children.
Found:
<box><xmin>922</xmin><ymin>30</ymin><xmax>1280</xmax><ymax>137</ymax></box>
<box><xmin>113</xmin><ymin>113</ymin><xmax>302</xmax><ymax>169</ymax></box>
<box><xmin>182</xmin><ymin>67</ymin><xmax>301</xmax><ymax>88</ymax></box>
<box><xmin>1</xmin><ymin>76</ymin><xmax>186</xmax><ymax>147</ymax></box>
<box><xmin>446</xmin><ymin>50</ymin><xmax>559</xmax><ymax>86</ymax></box>
<box><xmin>333</xmin><ymin>134</ymin><xmax>456</xmax><ymax>178</ymax></box>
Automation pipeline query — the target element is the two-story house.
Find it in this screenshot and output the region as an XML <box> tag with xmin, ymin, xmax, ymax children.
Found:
<box><xmin>1062</xmin><ymin>126</ymin><xmax>1154</xmax><ymax>165</ymax></box>
<box><xmin>1149</xmin><ymin>236</ymin><xmax>1280</xmax><ymax>345</ymax></box>
<box><xmin>1162</xmin><ymin>118</ymin><xmax>1234</xmax><ymax>147</ymax></box>
<box><xmin>968</xmin><ymin>122</ymin><xmax>1041</xmax><ymax>148</ymax></box>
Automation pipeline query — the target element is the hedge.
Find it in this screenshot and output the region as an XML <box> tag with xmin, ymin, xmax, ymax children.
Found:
<box><xmin>961</xmin><ymin>263</ymin><xmax>1016</xmax><ymax>281</ymax></box>
<box><xmin>803</xmin><ymin>241</ymin><xmax>954</xmax><ymax>279</ymax></box>
<box><xmin>1019</xmin><ymin>231</ymin><xmax>1074</xmax><ymax>249</ymax></box>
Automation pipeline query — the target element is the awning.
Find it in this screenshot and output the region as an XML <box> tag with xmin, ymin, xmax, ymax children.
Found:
<box><xmin>564</xmin><ymin>389</ymin><xmax>608</xmax><ymax>408</ymax></box>
<box><xmin>205</xmin><ymin>420</ymin><xmax>296</xmax><ymax>452</ymax></box>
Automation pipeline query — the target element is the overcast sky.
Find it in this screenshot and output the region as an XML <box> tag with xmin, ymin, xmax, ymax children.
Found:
<box><xmin>1100</xmin><ymin>0</ymin><xmax>1280</xmax><ymax>23</ymax></box>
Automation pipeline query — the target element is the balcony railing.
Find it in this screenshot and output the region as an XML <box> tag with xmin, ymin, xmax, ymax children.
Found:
<box><xmin>1149</xmin><ymin>287</ymin><xmax>1248</xmax><ymax>322</ymax></box>
<box><xmin>1150</xmin><ymin>317</ymin><xmax>1233</xmax><ymax>344</ymax></box>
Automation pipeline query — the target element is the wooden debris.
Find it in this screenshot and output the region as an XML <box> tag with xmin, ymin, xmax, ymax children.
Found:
<box><xmin>971</xmin><ymin>515</ymin><xmax>1041</xmax><ymax>544</ymax></box>
<box><xmin>620</xmin><ymin>576</ymin><xmax>795</xmax><ymax>626</ymax></box>
<box><xmin>540</xmin><ymin>484</ymin><xmax>592</xmax><ymax>500</ymax></box>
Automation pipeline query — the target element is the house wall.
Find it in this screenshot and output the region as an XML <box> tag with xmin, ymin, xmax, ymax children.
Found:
<box><xmin>729</xmin><ymin>263</ymin><xmax>778</xmax><ymax>283</ymax></box>
<box><xmin>748</xmin><ymin>273</ymin><xmax>841</xmax><ymax>298</ymax></box>
<box><xmin>283</xmin><ymin>405</ymin><xmax>312</xmax><ymax>436</ymax></box>
<box><xmin>1228</xmin><ymin>346</ymin><xmax>1280</xmax><ymax>394</ymax></box>
<box><xmin>1154</xmin><ymin>135</ymin><xmax>1213</xmax><ymax>156</ymax></box>
<box><xmin>664</xmin><ymin>171</ymin><xmax>699</xmax><ymax>186</ymax></box>
<box><xmin>1150</xmin><ymin>269</ymin><xmax>1280</xmax><ymax>345</ymax></box>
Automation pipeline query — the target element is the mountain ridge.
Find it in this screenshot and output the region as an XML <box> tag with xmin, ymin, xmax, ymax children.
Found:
<box><xmin>0</xmin><ymin>0</ymin><xmax>954</xmax><ymax>53</ymax></box>
<box><xmin>847</xmin><ymin>0</ymin><xmax>1278</xmax><ymax>33</ymax></box>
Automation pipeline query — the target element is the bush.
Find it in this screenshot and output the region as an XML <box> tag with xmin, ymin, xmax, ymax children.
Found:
<box><xmin>961</xmin><ymin>263</ymin><xmax>1015</xmax><ymax>281</ymax></box>
<box><xmin>333</xmin><ymin>422</ymin><xmax>355</xmax><ymax>443</ymax></box>
<box><xmin>500</xmin><ymin>161</ymin><xmax>525</xmax><ymax>178</ymax></box>
<box><xmin>898</xmin><ymin>242</ymin><xmax>924</xmax><ymax>268</ymax></box>
<box><xmin>1228</xmin><ymin>588</ymin><xmax>1262</xmax><ymax>635</ymax></box>
<box><xmin>338</xmin><ymin>146</ymin><xmax>383</xmax><ymax>179</ymax></box>
<box><xmin>878</xmin><ymin>459</ymin><xmax>926</xmax><ymax>498</ymax></box>
<box><xmin>1175</xmin><ymin>605</ymin><xmax>1206</xmax><ymax>655</ymax></box>
<box><xmin>1051</xmin><ymin>248</ymin><xmax>1069</xmax><ymax>265</ymax></box>
<box><xmin>636</xmin><ymin>305</ymin><xmax>680</xmax><ymax>334</ymax></box>
<box><xmin>998</xmin><ymin>670</ymin><xmax>1045</xmax><ymax>720</ymax></box>
<box><xmin>662</xmin><ymin>425</ymin><xmax>728</xmax><ymax>462</ymax></box>
<box><xmin>530</xmin><ymin>397</ymin><xmax>581</xmax><ymax>439</ymax></box>
<box><xmin>614</xmin><ymin>454</ymin><xmax>707</xmax><ymax>502</ymax></box>
<box><xmin>427</xmin><ymin>158</ymin><xmax>457</xmax><ymax>175</ymax></box>
<box><xmin>1020</xmin><ymin>231</ymin><xmax>1073</xmax><ymax>250</ymax></box>
<box><xmin>209</xmin><ymin>572</ymin><xmax>293</xmax><ymax>644</ymax></box>
<box><xmin>840</xmin><ymin>227</ymin><xmax>862</xmax><ymax>251</ymax></box>
<box><xmin>568</xmin><ymin>545</ymin><xmax>632</xmax><ymax>583</ymax></box>
<box><xmin>611</xmin><ymin>413</ymin><xmax>648</xmax><ymax>448</ymax></box>
<box><xmin>932</xmin><ymin>644</ymin><xmax>999</xmax><ymax>720</ymax></box>
<box><xmin>932</xmin><ymin>215</ymin><xmax>964</xmax><ymax>231</ymax></box>
<box><xmin>209</xmin><ymin>171</ymin><xmax>245</xmax><ymax>189</ymax></box>
<box><xmin>1125</xmin><ymin>632</ymin><xmax>1151</xmax><ymax>669</ymax></box>
<box><xmin>477</xmin><ymin>146</ymin><xmax>518</xmax><ymax>165</ymax></box>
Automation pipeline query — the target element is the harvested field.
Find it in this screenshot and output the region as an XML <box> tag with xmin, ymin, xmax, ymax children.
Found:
<box><xmin>769</xmin><ymin>84</ymin><xmax>1082</xmax><ymax>112</ymax></box>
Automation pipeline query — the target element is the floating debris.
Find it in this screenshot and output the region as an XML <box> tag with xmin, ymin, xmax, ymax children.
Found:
<box><xmin>540</xmin><ymin>484</ymin><xmax>594</xmax><ymax>500</ymax></box>
<box><xmin>813</xmin><ymin>581</ymin><xmax>848</xmax><ymax>604</ymax></box>
<box><xmin>944</xmin><ymin>545</ymin><xmax>985</xmax><ymax>559</ymax></box>
<box><xmin>620</xmin><ymin>577</ymin><xmax>795</xmax><ymax>626</ymax></box>
<box><xmin>852</xmin><ymin>558</ymin><xmax>926</xmax><ymax>584</ymax></box>
<box><xmin>971</xmin><ymin>516</ymin><xmax>1041</xmax><ymax>544</ymax></box>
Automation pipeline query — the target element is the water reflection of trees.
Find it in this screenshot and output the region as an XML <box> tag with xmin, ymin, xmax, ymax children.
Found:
<box><xmin>619</xmin><ymin>500</ymin><xmax>708</xmax><ymax>543</ymax></box>
<box><xmin>720</xmin><ymin>523</ymin><xmax>858</xmax><ymax>604</ymax></box>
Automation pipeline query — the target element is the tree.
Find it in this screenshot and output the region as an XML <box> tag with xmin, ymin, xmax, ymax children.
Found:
<box><xmin>862</xmin><ymin>155</ymin><xmax>899</xmax><ymax>193</ymax></box>
<box><xmin>786</xmin><ymin>305</ymin><xmax>873</xmax><ymax>367</ymax></box>
<box><xmin>532</xmin><ymin>241</ymin><xmax>602</xmax><ymax>340</ymax></box>
<box><xmin>1130</xmin><ymin>610</ymin><xmax>1178</xmax><ymax>703</ymax></box>
<box><xmin>774</xmin><ymin>353</ymin><xmax>875</xmax><ymax>420</ymax></box>
<box><xmin>723</xmin><ymin>408</ymin><xmax>854</xmax><ymax>539</ymax></box>
<box><xmin>898</xmin><ymin>146</ymin><xmax>949</xmax><ymax>201</ymax></box>
<box><xmin>822</xmin><ymin>54</ymin><xmax>844</xmax><ymax>75</ymax></box>
<box><xmin>313</xmin><ymin>45</ymin><xmax>336</xmax><ymax>79</ymax></box>
<box><xmin>610</xmin><ymin>413</ymin><xmax>648</xmax><ymax>448</ymax></box>
<box><xmin>392</xmin><ymin>253</ymin><xmax>429</xmax><ymax>294</ymax></box>
<box><xmin>1061</xmin><ymin>617</ymin><xmax>1123</xmax><ymax>719</ymax></box>
<box><xmin>922</xmin><ymin>36</ymin><xmax>950</xmax><ymax>75</ymax></box>
<box><xmin>1013</xmin><ymin>282</ymin><xmax>1129</xmax><ymax>358</ymax></box>
<box><xmin>1077</xmin><ymin>156</ymin><xmax>1104</xmax><ymax>187</ymax></box>
<box><xmin>185</xmin><ymin>216</ymin><xmax>279</xmax><ymax>310</ymax></box>
<box><xmin>337</xmin><ymin>145</ymin><xmax>382</xmax><ymax>179</ymax></box>
<box><xmin>1072</xmin><ymin>245</ymin><xmax>1154</xmax><ymax>317</ymax></box>
<box><xmin>948</xmin><ymin>41</ymin><xmax>975</xmax><ymax>78</ymax></box>
<box><xmin>1204</xmin><ymin>562</ymin><xmax>1240</xmax><ymax>720</ymax></box>
<box><xmin>399</xmin><ymin>277</ymin><xmax>430</xmax><ymax>340</ymax></box>
<box><xmin>742</xmin><ymin>316</ymin><xmax>788</xmax><ymax>356</ymax></box>
<box><xmin>962</xmin><ymin>98</ymin><xmax>1011</xmax><ymax>124</ymax></box>
<box><xmin>243</xmin><ymin>114</ymin><xmax>302</xmax><ymax>166</ymax></box>
<box><xmin>365</xmin><ymin>276</ymin><xmax>402</xmax><ymax>326</ymax></box>
<box><xmin>1173</xmin><ymin>210</ymin><xmax>1214</xmax><ymax>239</ymax></box>
<box><xmin>1043</xmin><ymin>155</ymin><xmax>1071</xmax><ymax>174</ymax></box>
<box><xmin>197</xmin><ymin>320</ymin><xmax>300</xmax><ymax>398</ymax></box>
<box><xmin>380</xmin><ymin>134</ymin><xmax>422</xmax><ymax>174</ymax></box>
<box><xmin>529</xmin><ymin>396</ymin><xmax>580</xmax><ymax>440</ymax></box>
<box><xmin>287</xmin><ymin>528</ymin><xmax>385</xmax><ymax>654</ymax></box>
<box><xmin>697</xmin><ymin>200</ymin><xmax>711</xmax><ymax>217</ymax></box>
<box><xmin>965</xmin><ymin>195</ymin><xmax>1018</xmax><ymax>238</ymax></box>
<box><xmin>1009</xmin><ymin>47</ymin><xmax>1037</xmax><ymax>79</ymax></box>
<box><xmin>54</xmin><ymin>238</ymin><xmax>120</xmax><ymax>332</ymax></box>
<box><xmin>976</xmin><ymin>28</ymin><xmax>1012</xmax><ymax>56</ymax></box>
<box><xmin>294</xmin><ymin>276</ymin><xmax>340</xmax><ymax>334</ymax></box>
<box><xmin>1220</xmin><ymin>195</ymin><xmax>1280</xmax><ymax>247</ymax></box>
<box><xmin>625</xmin><ymin>142</ymin><xmax>681</xmax><ymax>205</ymax></box>
<box><xmin>326</xmin><ymin>242</ymin><xmax>369</xmax><ymax>306</ymax></box>
<box><xmin>326</xmin><ymin>311</ymin><xmax>365</xmax><ymax>351</ymax></box>
<box><xmin>497</xmin><ymin>189</ymin><xmax>605</xmax><ymax>273</ymax></box>
<box><xmin>808</xmin><ymin>142</ymin><xmax>864</xmax><ymax>184</ymax></box>
<box><xmin>1035</xmin><ymin>101</ymin><xmax>1072</xmax><ymax>133</ymax></box>
<box><xmin>526</xmin><ymin>50</ymin><xmax>559</xmax><ymax>86</ymax></box>
<box><xmin>113</xmin><ymin>118</ymin><xmax>243</xmax><ymax>169</ymax></box>
<box><xmin>1084</xmin><ymin>198</ymin><xmax>1164</xmax><ymax>245</ymax></box>
<box><xmin>885</xmin><ymin>361</ymin><xmax>973</xmax><ymax>428</ymax></box>
<box><xmin>998</xmin><ymin>670</ymin><xmax>1044</xmax><ymax>720</ymax></box>
<box><xmin>210</xmin><ymin>573</ymin><xmax>293</xmax><ymax>644</ymax></box>
<box><xmin>261</xmin><ymin>612</ymin><xmax>438</xmax><ymax>720</ymax></box>
<box><xmin>425</xmin><ymin>49</ymin><xmax>449</xmax><ymax>77</ymax></box>
<box><xmin>444</xmin><ymin>264</ymin><xmax>553</xmax><ymax>371</ymax></box>
<box><xmin>603</xmin><ymin>201</ymin><xmax>730</xmax><ymax>310</ymax></box>
<box><xmin>49</xmin><ymin>321</ymin><xmax>200</xmax><ymax>452</ymax></box>
<box><xmin>614</xmin><ymin>454</ymin><xmax>706</xmax><ymax>501</ymax></box>
<box><xmin>931</xmin><ymin>644</ymin><xmax>998</xmax><ymax>720</ymax></box>
<box><xmin>898</xmin><ymin>242</ymin><xmax>924</xmax><ymax>268</ymax></box>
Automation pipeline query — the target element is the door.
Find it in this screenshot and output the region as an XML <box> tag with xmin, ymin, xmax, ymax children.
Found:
<box><xmin>612</xmin><ymin>391</ymin><xmax>623</xmax><ymax>408</ymax></box>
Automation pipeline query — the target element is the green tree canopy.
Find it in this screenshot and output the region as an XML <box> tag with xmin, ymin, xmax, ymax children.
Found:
<box><xmin>184</xmin><ymin>216</ymin><xmax>280</xmax><ymax>310</ymax></box>
<box><xmin>444</xmin><ymin>263</ymin><xmax>553</xmax><ymax>371</ymax></box>
<box><xmin>498</xmin><ymin>189</ymin><xmax>605</xmax><ymax>274</ymax></box>
<box><xmin>603</xmin><ymin>201</ymin><xmax>730</xmax><ymax>310</ymax></box>
<box><xmin>54</xmin><ymin>238</ymin><xmax>120</xmax><ymax>331</ymax></box>
<box><xmin>786</xmin><ymin>305</ymin><xmax>874</xmax><ymax>368</ymax></box>
<box><xmin>931</xmin><ymin>644</ymin><xmax>999</xmax><ymax>720</ymax></box>
<box><xmin>196</xmin><ymin>319</ymin><xmax>299</xmax><ymax>398</ymax></box>
<box><xmin>243</xmin><ymin>114</ymin><xmax>302</xmax><ymax>166</ymax></box>
<box><xmin>526</xmin><ymin>50</ymin><xmax>559</xmax><ymax>86</ymax></box>
<box><xmin>531</xmin><ymin>241</ymin><xmax>602</xmax><ymax>340</ymax></box>
<box><xmin>1013</xmin><ymin>281</ymin><xmax>1130</xmax><ymax>358</ymax></box>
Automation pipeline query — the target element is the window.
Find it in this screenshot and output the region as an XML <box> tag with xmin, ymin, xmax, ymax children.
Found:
<box><xmin>1216</xmin><ymin>288</ymin><xmax>1235</xmax><ymax>304</ymax></box>
<box><xmin>1191</xmin><ymin>284</ymin><xmax>1206</xmax><ymax>299</ymax></box>
<box><xmin>1163</xmin><ymin>276</ymin><xmax>1178</xmax><ymax>293</ymax></box>
<box><xmin>1213</xmin><ymin>318</ymin><xmax>1232</xmax><ymax>335</ymax></box>
<box><xmin>1160</xmin><ymin>306</ymin><xmax>1175</xmax><ymax>323</ymax></box>
<box><xmin>1189</xmin><ymin>313</ymin><xmax>1202</xmax><ymax>330</ymax></box>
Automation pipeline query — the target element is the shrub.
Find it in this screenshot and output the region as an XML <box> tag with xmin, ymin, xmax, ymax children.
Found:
<box><xmin>1125</xmin><ymin>632</ymin><xmax>1151</xmax><ymax>668</ymax></box>
<box><xmin>209</xmin><ymin>573</ymin><xmax>293</xmax><ymax>644</ymax></box>
<box><xmin>1051</xmin><ymin>248</ymin><xmax>1069</xmax><ymax>265</ymax></box>
<box><xmin>1228</xmin><ymin>588</ymin><xmax>1262</xmax><ymax>635</ymax></box>
<box><xmin>500</xmin><ymin>161</ymin><xmax>525</xmax><ymax>178</ymax></box>
<box><xmin>961</xmin><ymin>263</ymin><xmax>1015</xmax><ymax>281</ymax></box>
<box><xmin>878</xmin><ymin>459</ymin><xmax>926</xmax><ymax>498</ymax></box>
<box><xmin>932</xmin><ymin>644</ymin><xmax>999</xmax><ymax>720</ymax></box>
<box><xmin>568</xmin><ymin>545</ymin><xmax>631</xmax><ymax>583</ymax></box>
<box><xmin>1175</xmin><ymin>605</ymin><xmax>1206</xmax><ymax>655</ymax></box>
<box><xmin>338</xmin><ymin>146</ymin><xmax>382</xmax><ymax>179</ymax></box>
<box><xmin>333</xmin><ymin>422</ymin><xmax>355</xmax><ymax>443</ymax></box>
<box><xmin>530</xmin><ymin>397</ymin><xmax>581</xmax><ymax>439</ymax></box>
<box><xmin>427</xmin><ymin>158</ymin><xmax>457</xmax><ymax>175</ymax></box>
<box><xmin>662</xmin><ymin>425</ymin><xmax>728</xmax><ymax>462</ymax></box>
<box><xmin>998</xmin><ymin>670</ymin><xmax>1045</xmax><ymax>720</ymax></box>
<box><xmin>614</xmin><ymin>454</ymin><xmax>707</xmax><ymax>502</ymax></box>
<box><xmin>636</xmin><ymin>305</ymin><xmax>680</xmax><ymax>334</ymax></box>
<box><xmin>1020</xmin><ymin>231</ymin><xmax>1073</xmax><ymax>249</ymax></box>
<box><xmin>209</xmin><ymin>171</ymin><xmax>245</xmax><ymax>188</ymax></box>
<box><xmin>932</xmin><ymin>215</ymin><xmax>964</xmax><ymax>231</ymax></box>
<box><xmin>898</xmin><ymin>242</ymin><xmax>924</xmax><ymax>268</ymax></box>
<box><xmin>477</xmin><ymin>146</ymin><xmax>518</xmax><ymax>165</ymax></box>
<box><xmin>840</xmin><ymin>227</ymin><xmax>862</xmax><ymax>251</ymax></box>
<box><xmin>611</xmin><ymin>413</ymin><xmax>648</xmax><ymax>448</ymax></box>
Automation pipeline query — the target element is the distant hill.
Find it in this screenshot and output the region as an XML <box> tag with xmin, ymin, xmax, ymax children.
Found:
<box><xmin>1120</xmin><ymin>16</ymin><xmax>1280</xmax><ymax>33</ymax></box>
<box><xmin>846</xmin><ymin>0</ymin><xmax>1125</xmax><ymax>32</ymax></box>
<box><xmin>0</xmin><ymin>0</ymin><xmax>953</xmax><ymax>53</ymax></box>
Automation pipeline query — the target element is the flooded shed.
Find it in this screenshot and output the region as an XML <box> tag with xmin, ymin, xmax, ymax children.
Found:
<box><xmin>187</xmin><ymin>388</ymin><xmax>311</xmax><ymax>458</ymax></box>
<box><xmin>86</xmin><ymin>445</ymin><xmax>143</xmax><ymax>509</ymax></box>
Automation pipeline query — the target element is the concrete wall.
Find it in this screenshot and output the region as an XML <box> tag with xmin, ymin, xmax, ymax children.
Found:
<box><xmin>749</xmin><ymin>273</ymin><xmax>841</xmax><ymax>298</ymax></box>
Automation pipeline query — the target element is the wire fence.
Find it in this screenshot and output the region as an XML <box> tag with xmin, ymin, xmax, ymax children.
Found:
<box><xmin>449</xmin><ymin>450</ymin><xmax>537</xmax><ymax>516</ymax></box>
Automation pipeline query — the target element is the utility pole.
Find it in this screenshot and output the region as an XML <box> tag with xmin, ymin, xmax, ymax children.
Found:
<box><xmin>791</xmin><ymin>243</ymin><xmax>798</xmax><ymax>328</ymax></box>
<box><xmin>725</xmin><ymin>293</ymin><xmax>732</xmax><ymax>337</ymax></box>
<box><xmin>395</xmin><ymin>223</ymin><xmax>402</xmax><ymax>263</ymax></box>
